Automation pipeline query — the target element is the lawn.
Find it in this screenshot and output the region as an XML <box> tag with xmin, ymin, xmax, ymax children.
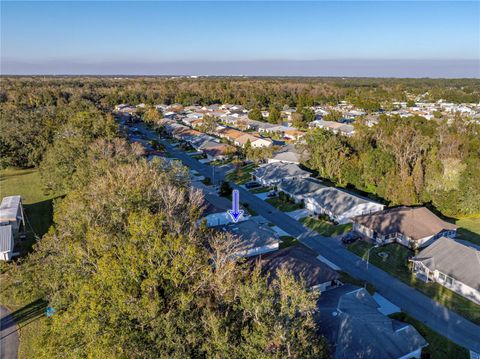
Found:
<box><xmin>389</xmin><ymin>312</ymin><xmax>468</xmax><ymax>359</ymax></box>
<box><xmin>338</xmin><ymin>271</ymin><xmax>376</xmax><ymax>295</ymax></box>
<box><xmin>265</xmin><ymin>197</ymin><xmax>303</xmax><ymax>212</ymax></box>
<box><xmin>347</xmin><ymin>241</ymin><xmax>480</xmax><ymax>324</ymax></box>
<box><xmin>0</xmin><ymin>168</ymin><xmax>61</xmax><ymax>254</ymax></box>
<box><xmin>279</xmin><ymin>235</ymin><xmax>299</xmax><ymax>249</ymax></box>
<box><xmin>249</xmin><ymin>186</ymin><xmax>272</xmax><ymax>194</ymax></box>
<box><xmin>224</xmin><ymin>163</ymin><xmax>256</xmax><ymax>185</ymax></box>
<box><xmin>455</xmin><ymin>216</ymin><xmax>480</xmax><ymax>246</ymax></box>
<box><xmin>300</xmin><ymin>216</ymin><xmax>352</xmax><ymax>237</ymax></box>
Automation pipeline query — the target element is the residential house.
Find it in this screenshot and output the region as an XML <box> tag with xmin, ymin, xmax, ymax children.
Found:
<box><xmin>315</xmin><ymin>285</ymin><xmax>428</xmax><ymax>359</ymax></box>
<box><xmin>201</xmin><ymin>142</ymin><xmax>236</xmax><ymax>161</ymax></box>
<box><xmin>0</xmin><ymin>195</ymin><xmax>24</xmax><ymax>235</ymax></box>
<box><xmin>253</xmin><ymin>162</ymin><xmax>311</xmax><ymax>186</ymax></box>
<box><xmin>278</xmin><ymin>178</ymin><xmax>327</xmax><ymax>204</ymax></box>
<box><xmin>217</xmin><ymin>128</ymin><xmax>245</xmax><ymax>142</ymax></box>
<box><xmin>352</xmin><ymin>207</ymin><xmax>457</xmax><ymax>249</ymax></box>
<box><xmin>311</xmin><ymin>119</ymin><xmax>355</xmax><ymax>136</ymax></box>
<box><xmin>267</xmin><ymin>144</ymin><xmax>310</xmax><ymax>165</ymax></box>
<box><xmin>235</xmin><ymin>134</ymin><xmax>273</xmax><ymax>148</ymax></box>
<box><xmin>411</xmin><ymin>237</ymin><xmax>480</xmax><ymax>304</ymax></box>
<box><xmin>223</xmin><ymin>220</ymin><xmax>280</xmax><ymax>258</ymax></box>
<box><xmin>200</xmin><ymin>212</ymin><xmax>248</xmax><ymax>227</ymax></box>
<box><xmin>304</xmin><ymin>189</ymin><xmax>384</xmax><ymax>224</ymax></box>
<box><xmin>253</xmin><ymin>245</ymin><xmax>340</xmax><ymax>291</ymax></box>
<box><xmin>0</xmin><ymin>225</ymin><xmax>14</xmax><ymax>261</ymax></box>
<box><xmin>284</xmin><ymin>129</ymin><xmax>306</xmax><ymax>140</ymax></box>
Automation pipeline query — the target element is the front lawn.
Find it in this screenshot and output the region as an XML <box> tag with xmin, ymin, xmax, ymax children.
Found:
<box><xmin>347</xmin><ymin>241</ymin><xmax>480</xmax><ymax>324</ymax></box>
<box><xmin>389</xmin><ymin>312</ymin><xmax>468</xmax><ymax>359</ymax></box>
<box><xmin>265</xmin><ymin>197</ymin><xmax>303</xmax><ymax>212</ymax></box>
<box><xmin>300</xmin><ymin>216</ymin><xmax>352</xmax><ymax>237</ymax></box>
<box><xmin>455</xmin><ymin>216</ymin><xmax>480</xmax><ymax>246</ymax></box>
<box><xmin>225</xmin><ymin>163</ymin><xmax>256</xmax><ymax>185</ymax></box>
<box><xmin>249</xmin><ymin>186</ymin><xmax>272</xmax><ymax>194</ymax></box>
<box><xmin>279</xmin><ymin>236</ymin><xmax>299</xmax><ymax>249</ymax></box>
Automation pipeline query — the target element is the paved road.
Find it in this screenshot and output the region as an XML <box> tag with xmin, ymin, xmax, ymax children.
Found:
<box><xmin>129</xmin><ymin>121</ymin><xmax>480</xmax><ymax>353</ymax></box>
<box><xmin>0</xmin><ymin>306</ymin><xmax>19</xmax><ymax>359</ymax></box>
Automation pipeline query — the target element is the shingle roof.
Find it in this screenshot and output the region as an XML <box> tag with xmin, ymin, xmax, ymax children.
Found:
<box><xmin>352</xmin><ymin>207</ymin><xmax>457</xmax><ymax>241</ymax></box>
<box><xmin>315</xmin><ymin>285</ymin><xmax>428</xmax><ymax>359</ymax></box>
<box><xmin>253</xmin><ymin>245</ymin><xmax>339</xmax><ymax>288</ymax></box>
<box><xmin>253</xmin><ymin>162</ymin><xmax>311</xmax><ymax>182</ymax></box>
<box><xmin>307</xmin><ymin>188</ymin><xmax>372</xmax><ymax>216</ymax></box>
<box><xmin>278</xmin><ymin>178</ymin><xmax>326</xmax><ymax>197</ymax></box>
<box><xmin>413</xmin><ymin>237</ymin><xmax>480</xmax><ymax>290</ymax></box>
<box><xmin>224</xmin><ymin>220</ymin><xmax>279</xmax><ymax>253</ymax></box>
<box><xmin>0</xmin><ymin>225</ymin><xmax>14</xmax><ymax>253</ymax></box>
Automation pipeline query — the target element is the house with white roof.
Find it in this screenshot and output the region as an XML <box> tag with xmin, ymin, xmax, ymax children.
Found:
<box><xmin>0</xmin><ymin>195</ymin><xmax>24</xmax><ymax>235</ymax></box>
<box><xmin>0</xmin><ymin>225</ymin><xmax>14</xmax><ymax>261</ymax></box>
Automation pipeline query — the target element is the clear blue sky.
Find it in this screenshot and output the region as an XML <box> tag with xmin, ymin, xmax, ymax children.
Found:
<box><xmin>1</xmin><ymin>1</ymin><xmax>479</xmax><ymax>77</ymax></box>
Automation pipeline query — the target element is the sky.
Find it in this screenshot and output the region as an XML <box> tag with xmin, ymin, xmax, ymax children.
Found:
<box><xmin>1</xmin><ymin>1</ymin><xmax>479</xmax><ymax>77</ymax></box>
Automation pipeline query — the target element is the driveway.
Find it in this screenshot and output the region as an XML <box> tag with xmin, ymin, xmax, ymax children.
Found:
<box><xmin>0</xmin><ymin>306</ymin><xmax>19</xmax><ymax>359</ymax></box>
<box><xmin>285</xmin><ymin>209</ymin><xmax>310</xmax><ymax>220</ymax></box>
<box><xmin>127</xmin><ymin>121</ymin><xmax>480</xmax><ymax>353</ymax></box>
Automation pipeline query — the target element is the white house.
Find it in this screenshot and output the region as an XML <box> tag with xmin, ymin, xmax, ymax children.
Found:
<box><xmin>304</xmin><ymin>188</ymin><xmax>384</xmax><ymax>224</ymax></box>
<box><xmin>352</xmin><ymin>207</ymin><xmax>457</xmax><ymax>249</ymax></box>
<box><xmin>0</xmin><ymin>225</ymin><xmax>14</xmax><ymax>261</ymax></box>
<box><xmin>0</xmin><ymin>195</ymin><xmax>24</xmax><ymax>235</ymax></box>
<box><xmin>277</xmin><ymin>177</ymin><xmax>326</xmax><ymax>204</ymax></box>
<box><xmin>224</xmin><ymin>220</ymin><xmax>280</xmax><ymax>258</ymax></box>
<box><xmin>411</xmin><ymin>237</ymin><xmax>480</xmax><ymax>304</ymax></box>
<box><xmin>252</xmin><ymin>162</ymin><xmax>311</xmax><ymax>187</ymax></box>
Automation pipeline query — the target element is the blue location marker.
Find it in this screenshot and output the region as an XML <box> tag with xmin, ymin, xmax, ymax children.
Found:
<box><xmin>227</xmin><ymin>189</ymin><xmax>244</xmax><ymax>223</ymax></box>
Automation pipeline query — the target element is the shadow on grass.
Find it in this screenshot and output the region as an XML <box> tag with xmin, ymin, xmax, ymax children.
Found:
<box><xmin>0</xmin><ymin>299</ymin><xmax>47</xmax><ymax>333</ymax></box>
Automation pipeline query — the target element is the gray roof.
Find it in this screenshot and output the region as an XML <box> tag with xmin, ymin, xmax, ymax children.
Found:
<box><xmin>253</xmin><ymin>245</ymin><xmax>339</xmax><ymax>288</ymax></box>
<box><xmin>253</xmin><ymin>162</ymin><xmax>311</xmax><ymax>183</ymax></box>
<box><xmin>0</xmin><ymin>225</ymin><xmax>13</xmax><ymax>253</ymax></box>
<box><xmin>315</xmin><ymin>285</ymin><xmax>428</xmax><ymax>359</ymax></box>
<box><xmin>307</xmin><ymin>188</ymin><xmax>372</xmax><ymax>216</ymax></box>
<box><xmin>278</xmin><ymin>178</ymin><xmax>326</xmax><ymax>197</ymax></box>
<box><xmin>224</xmin><ymin>220</ymin><xmax>279</xmax><ymax>253</ymax></box>
<box><xmin>353</xmin><ymin>207</ymin><xmax>457</xmax><ymax>241</ymax></box>
<box><xmin>0</xmin><ymin>195</ymin><xmax>21</xmax><ymax>222</ymax></box>
<box><xmin>269</xmin><ymin>144</ymin><xmax>310</xmax><ymax>164</ymax></box>
<box><xmin>413</xmin><ymin>237</ymin><xmax>480</xmax><ymax>290</ymax></box>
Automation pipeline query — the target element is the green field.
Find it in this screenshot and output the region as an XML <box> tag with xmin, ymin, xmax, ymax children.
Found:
<box><xmin>0</xmin><ymin>168</ymin><xmax>61</xmax><ymax>253</ymax></box>
<box><xmin>347</xmin><ymin>241</ymin><xmax>480</xmax><ymax>324</ymax></box>
<box><xmin>300</xmin><ymin>216</ymin><xmax>352</xmax><ymax>237</ymax></box>
<box><xmin>224</xmin><ymin>163</ymin><xmax>256</xmax><ymax>184</ymax></box>
<box><xmin>389</xmin><ymin>313</ymin><xmax>468</xmax><ymax>359</ymax></box>
<box><xmin>456</xmin><ymin>216</ymin><xmax>480</xmax><ymax>246</ymax></box>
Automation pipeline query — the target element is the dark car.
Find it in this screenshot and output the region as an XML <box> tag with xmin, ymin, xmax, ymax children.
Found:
<box><xmin>245</xmin><ymin>181</ymin><xmax>261</xmax><ymax>189</ymax></box>
<box><xmin>341</xmin><ymin>231</ymin><xmax>360</xmax><ymax>244</ymax></box>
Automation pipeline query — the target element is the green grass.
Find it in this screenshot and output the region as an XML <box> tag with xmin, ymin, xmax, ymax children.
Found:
<box><xmin>300</xmin><ymin>216</ymin><xmax>352</xmax><ymax>237</ymax></box>
<box><xmin>455</xmin><ymin>216</ymin><xmax>480</xmax><ymax>246</ymax></box>
<box><xmin>249</xmin><ymin>186</ymin><xmax>272</xmax><ymax>194</ymax></box>
<box><xmin>389</xmin><ymin>312</ymin><xmax>469</xmax><ymax>359</ymax></box>
<box><xmin>225</xmin><ymin>164</ymin><xmax>256</xmax><ymax>185</ymax></box>
<box><xmin>279</xmin><ymin>236</ymin><xmax>299</xmax><ymax>249</ymax></box>
<box><xmin>347</xmin><ymin>241</ymin><xmax>480</xmax><ymax>324</ymax></box>
<box><xmin>265</xmin><ymin>197</ymin><xmax>303</xmax><ymax>212</ymax></box>
<box><xmin>0</xmin><ymin>168</ymin><xmax>61</xmax><ymax>254</ymax></box>
<box><xmin>338</xmin><ymin>271</ymin><xmax>376</xmax><ymax>295</ymax></box>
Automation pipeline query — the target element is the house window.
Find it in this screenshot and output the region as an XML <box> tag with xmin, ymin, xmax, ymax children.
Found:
<box><xmin>445</xmin><ymin>276</ymin><xmax>454</xmax><ymax>286</ymax></box>
<box><xmin>439</xmin><ymin>272</ymin><xmax>446</xmax><ymax>281</ymax></box>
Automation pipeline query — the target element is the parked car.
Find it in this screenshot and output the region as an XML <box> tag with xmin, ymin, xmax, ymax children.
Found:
<box><xmin>341</xmin><ymin>232</ymin><xmax>360</xmax><ymax>244</ymax></box>
<box><xmin>267</xmin><ymin>191</ymin><xmax>277</xmax><ymax>198</ymax></box>
<box><xmin>245</xmin><ymin>181</ymin><xmax>261</xmax><ymax>189</ymax></box>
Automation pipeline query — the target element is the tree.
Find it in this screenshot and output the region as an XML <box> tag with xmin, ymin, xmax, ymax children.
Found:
<box><xmin>323</xmin><ymin>110</ymin><xmax>342</xmax><ymax>122</ymax></box>
<box><xmin>248</xmin><ymin>107</ymin><xmax>263</xmax><ymax>121</ymax></box>
<box><xmin>302</xmin><ymin>108</ymin><xmax>316</xmax><ymax>123</ymax></box>
<box><xmin>291</xmin><ymin>112</ymin><xmax>307</xmax><ymax>129</ymax></box>
<box><xmin>143</xmin><ymin>106</ymin><xmax>162</xmax><ymax>123</ymax></box>
<box><xmin>267</xmin><ymin>107</ymin><xmax>281</xmax><ymax>124</ymax></box>
<box><xmin>201</xmin><ymin>115</ymin><xmax>217</xmax><ymax>133</ymax></box>
<box><xmin>20</xmin><ymin>160</ymin><xmax>327</xmax><ymax>358</ymax></box>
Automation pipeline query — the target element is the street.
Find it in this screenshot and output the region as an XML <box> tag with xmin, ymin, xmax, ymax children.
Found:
<box><xmin>127</xmin><ymin>120</ymin><xmax>480</xmax><ymax>353</ymax></box>
<box><xmin>0</xmin><ymin>306</ymin><xmax>19</xmax><ymax>359</ymax></box>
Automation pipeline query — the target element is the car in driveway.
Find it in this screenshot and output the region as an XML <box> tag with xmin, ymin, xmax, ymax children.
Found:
<box><xmin>341</xmin><ymin>231</ymin><xmax>361</xmax><ymax>244</ymax></box>
<box><xmin>245</xmin><ymin>181</ymin><xmax>261</xmax><ymax>189</ymax></box>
